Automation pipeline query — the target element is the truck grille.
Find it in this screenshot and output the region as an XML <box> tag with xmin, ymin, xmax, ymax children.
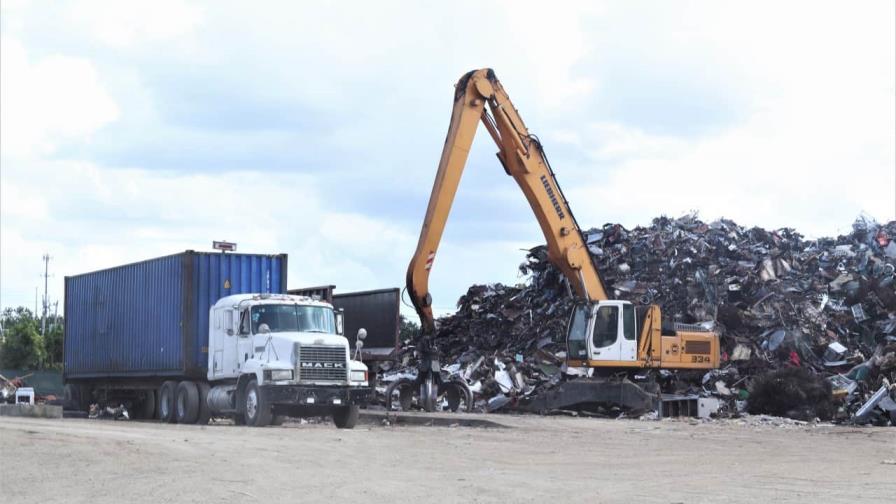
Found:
<box><xmin>296</xmin><ymin>345</ymin><xmax>347</xmax><ymax>382</ymax></box>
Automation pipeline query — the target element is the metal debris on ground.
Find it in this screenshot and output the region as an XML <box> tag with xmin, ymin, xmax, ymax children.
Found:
<box><xmin>383</xmin><ymin>214</ymin><xmax>896</xmax><ymax>424</ymax></box>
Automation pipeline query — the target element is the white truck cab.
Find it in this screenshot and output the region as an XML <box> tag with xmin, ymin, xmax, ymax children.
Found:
<box><xmin>205</xmin><ymin>293</ymin><xmax>369</xmax><ymax>428</ymax></box>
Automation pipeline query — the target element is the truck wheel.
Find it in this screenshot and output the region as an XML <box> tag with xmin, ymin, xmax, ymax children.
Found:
<box><xmin>244</xmin><ymin>380</ymin><xmax>272</xmax><ymax>427</ymax></box>
<box><xmin>332</xmin><ymin>405</ymin><xmax>359</xmax><ymax>429</ymax></box>
<box><xmin>138</xmin><ymin>390</ymin><xmax>156</xmax><ymax>420</ymax></box>
<box><xmin>196</xmin><ymin>382</ymin><xmax>211</xmax><ymax>425</ymax></box>
<box><xmin>158</xmin><ymin>381</ymin><xmax>178</xmax><ymax>423</ymax></box>
<box><xmin>175</xmin><ymin>381</ymin><xmax>200</xmax><ymax>424</ymax></box>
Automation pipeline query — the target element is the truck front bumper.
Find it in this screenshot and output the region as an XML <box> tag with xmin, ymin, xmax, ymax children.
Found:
<box><xmin>261</xmin><ymin>384</ymin><xmax>371</xmax><ymax>407</ymax></box>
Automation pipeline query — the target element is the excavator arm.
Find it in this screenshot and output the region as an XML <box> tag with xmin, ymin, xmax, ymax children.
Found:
<box><xmin>407</xmin><ymin>68</ymin><xmax>608</xmax><ymax>334</ymax></box>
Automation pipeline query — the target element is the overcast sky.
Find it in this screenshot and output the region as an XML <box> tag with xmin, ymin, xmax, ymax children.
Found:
<box><xmin>1</xmin><ymin>0</ymin><xmax>894</xmax><ymax>318</ymax></box>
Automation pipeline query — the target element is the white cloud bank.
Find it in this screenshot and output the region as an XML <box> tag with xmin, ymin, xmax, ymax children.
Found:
<box><xmin>1</xmin><ymin>0</ymin><xmax>893</xmax><ymax>317</ymax></box>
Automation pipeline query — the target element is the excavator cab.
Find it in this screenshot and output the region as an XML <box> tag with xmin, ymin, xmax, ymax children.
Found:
<box><xmin>566</xmin><ymin>301</ymin><xmax>639</xmax><ymax>366</ymax></box>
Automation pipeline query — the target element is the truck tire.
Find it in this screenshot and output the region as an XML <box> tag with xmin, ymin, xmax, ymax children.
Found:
<box><xmin>244</xmin><ymin>379</ymin><xmax>272</xmax><ymax>427</ymax></box>
<box><xmin>175</xmin><ymin>381</ymin><xmax>200</xmax><ymax>424</ymax></box>
<box><xmin>138</xmin><ymin>390</ymin><xmax>156</xmax><ymax>420</ymax></box>
<box><xmin>158</xmin><ymin>381</ymin><xmax>178</xmax><ymax>423</ymax></box>
<box><xmin>332</xmin><ymin>405</ymin><xmax>359</xmax><ymax>429</ymax></box>
<box><xmin>196</xmin><ymin>382</ymin><xmax>211</xmax><ymax>425</ymax></box>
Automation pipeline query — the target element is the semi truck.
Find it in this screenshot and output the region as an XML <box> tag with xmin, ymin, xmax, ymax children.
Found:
<box><xmin>63</xmin><ymin>251</ymin><xmax>370</xmax><ymax>428</ymax></box>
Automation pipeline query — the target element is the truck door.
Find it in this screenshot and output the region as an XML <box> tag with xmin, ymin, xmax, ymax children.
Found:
<box><xmin>590</xmin><ymin>304</ymin><xmax>622</xmax><ymax>361</ymax></box>
<box><xmin>213</xmin><ymin>309</ymin><xmax>236</xmax><ymax>378</ymax></box>
<box><xmin>234</xmin><ymin>308</ymin><xmax>254</xmax><ymax>373</ymax></box>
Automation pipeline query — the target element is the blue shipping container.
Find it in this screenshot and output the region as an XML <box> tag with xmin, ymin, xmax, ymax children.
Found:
<box><xmin>64</xmin><ymin>251</ymin><xmax>287</xmax><ymax>379</ymax></box>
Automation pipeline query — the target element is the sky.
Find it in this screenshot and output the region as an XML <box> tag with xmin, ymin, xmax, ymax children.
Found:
<box><xmin>1</xmin><ymin>0</ymin><xmax>894</xmax><ymax>319</ymax></box>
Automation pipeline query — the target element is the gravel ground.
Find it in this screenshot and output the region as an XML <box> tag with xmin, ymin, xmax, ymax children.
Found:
<box><xmin>1</xmin><ymin>414</ymin><xmax>894</xmax><ymax>504</ymax></box>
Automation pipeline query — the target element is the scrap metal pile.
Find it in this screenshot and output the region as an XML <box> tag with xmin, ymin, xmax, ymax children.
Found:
<box><xmin>391</xmin><ymin>215</ymin><xmax>896</xmax><ymax>424</ymax></box>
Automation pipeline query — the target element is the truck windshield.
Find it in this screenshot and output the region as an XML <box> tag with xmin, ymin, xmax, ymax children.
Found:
<box><xmin>567</xmin><ymin>304</ymin><xmax>589</xmax><ymax>359</ymax></box>
<box><xmin>251</xmin><ymin>305</ymin><xmax>335</xmax><ymax>334</ymax></box>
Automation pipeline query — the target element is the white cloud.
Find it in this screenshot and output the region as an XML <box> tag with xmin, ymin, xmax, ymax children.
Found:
<box><xmin>69</xmin><ymin>0</ymin><xmax>203</xmax><ymax>47</ymax></box>
<box><xmin>557</xmin><ymin>1</ymin><xmax>896</xmax><ymax>237</ymax></box>
<box><xmin>0</xmin><ymin>36</ymin><xmax>119</xmax><ymax>157</ymax></box>
<box><xmin>0</xmin><ymin>157</ymin><xmax>421</xmax><ymax>311</ymax></box>
<box><xmin>0</xmin><ymin>0</ymin><xmax>893</xmax><ymax>320</ymax></box>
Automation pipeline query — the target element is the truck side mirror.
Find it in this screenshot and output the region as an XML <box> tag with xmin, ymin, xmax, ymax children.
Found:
<box><xmin>335</xmin><ymin>309</ymin><xmax>344</xmax><ymax>335</ymax></box>
<box><xmin>357</xmin><ymin>328</ymin><xmax>367</xmax><ymax>341</ymax></box>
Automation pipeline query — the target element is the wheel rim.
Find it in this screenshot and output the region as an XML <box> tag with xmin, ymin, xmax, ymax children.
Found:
<box><xmin>246</xmin><ymin>388</ymin><xmax>258</xmax><ymax>419</ymax></box>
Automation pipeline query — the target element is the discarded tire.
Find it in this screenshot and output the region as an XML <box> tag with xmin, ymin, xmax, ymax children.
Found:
<box><xmin>385</xmin><ymin>379</ymin><xmax>415</xmax><ymax>411</ymax></box>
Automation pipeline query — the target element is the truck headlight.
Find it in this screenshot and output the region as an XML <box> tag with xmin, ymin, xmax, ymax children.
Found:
<box><xmin>350</xmin><ymin>370</ymin><xmax>367</xmax><ymax>383</ymax></box>
<box><xmin>270</xmin><ymin>370</ymin><xmax>293</xmax><ymax>381</ymax></box>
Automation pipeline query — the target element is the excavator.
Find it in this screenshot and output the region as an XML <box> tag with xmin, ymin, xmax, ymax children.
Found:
<box><xmin>398</xmin><ymin>68</ymin><xmax>720</xmax><ymax>414</ymax></box>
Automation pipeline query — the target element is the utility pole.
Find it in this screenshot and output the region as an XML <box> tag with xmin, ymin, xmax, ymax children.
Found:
<box><xmin>51</xmin><ymin>301</ymin><xmax>59</xmax><ymax>331</ymax></box>
<box><xmin>41</xmin><ymin>253</ymin><xmax>51</xmax><ymax>336</ymax></box>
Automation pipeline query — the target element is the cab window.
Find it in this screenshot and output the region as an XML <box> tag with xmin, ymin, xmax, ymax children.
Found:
<box><xmin>623</xmin><ymin>304</ymin><xmax>636</xmax><ymax>341</ymax></box>
<box><xmin>239</xmin><ymin>310</ymin><xmax>251</xmax><ymax>335</ymax></box>
<box><xmin>592</xmin><ymin>305</ymin><xmax>619</xmax><ymax>348</ymax></box>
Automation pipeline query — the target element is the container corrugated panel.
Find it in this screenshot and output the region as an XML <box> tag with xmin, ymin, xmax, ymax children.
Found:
<box><xmin>332</xmin><ymin>288</ymin><xmax>400</xmax><ymax>358</ymax></box>
<box><xmin>64</xmin><ymin>251</ymin><xmax>287</xmax><ymax>379</ymax></box>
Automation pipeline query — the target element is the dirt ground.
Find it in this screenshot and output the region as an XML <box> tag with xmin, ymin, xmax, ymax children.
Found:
<box><xmin>1</xmin><ymin>413</ymin><xmax>894</xmax><ymax>504</ymax></box>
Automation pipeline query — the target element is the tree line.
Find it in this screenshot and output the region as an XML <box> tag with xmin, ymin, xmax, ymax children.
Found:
<box><xmin>0</xmin><ymin>307</ymin><xmax>63</xmax><ymax>370</ymax></box>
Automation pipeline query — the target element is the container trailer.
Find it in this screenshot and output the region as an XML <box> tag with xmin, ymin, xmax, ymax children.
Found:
<box><xmin>64</xmin><ymin>251</ymin><xmax>370</xmax><ymax>428</ymax></box>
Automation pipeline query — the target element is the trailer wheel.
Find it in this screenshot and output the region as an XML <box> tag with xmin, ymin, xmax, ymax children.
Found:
<box><xmin>244</xmin><ymin>379</ymin><xmax>271</xmax><ymax>427</ymax></box>
<box><xmin>138</xmin><ymin>390</ymin><xmax>156</xmax><ymax>420</ymax></box>
<box><xmin>196</xmin><ymin>382</ymin><xmax>211</xmax><ymax>425</ymax></box>
<box><xmin>332</xmin><ymin>405</ymin><xmax>359</xmax><ymax>429</ymax></box>
<box><xmin>158</xmin><ymin>381</ymin><xmax>178</xmax><ymax>423</ymax></box>
<box><xmin>175</xmin><ymin>381</ymin><xmax>200</xmax><ymax>424</ymax></box>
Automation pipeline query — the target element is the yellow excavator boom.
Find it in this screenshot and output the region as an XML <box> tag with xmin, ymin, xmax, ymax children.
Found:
<box><xmin>406</xmin><ymin>68</ymin><xmax>608</xmax><ymax>333</ymax></box>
